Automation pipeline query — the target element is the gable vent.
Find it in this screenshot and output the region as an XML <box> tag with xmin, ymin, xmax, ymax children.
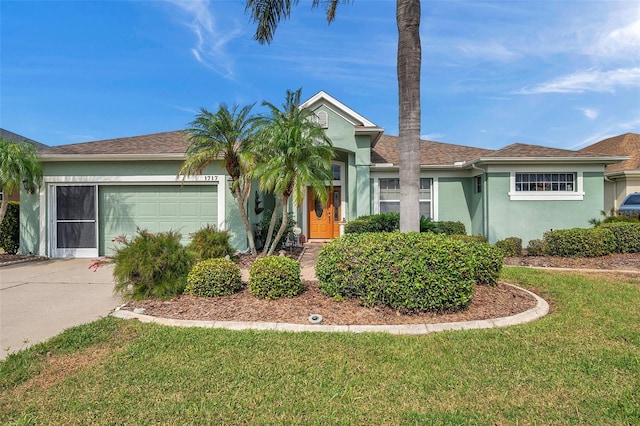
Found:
<box><xmin>316</xmin><ymin>111</ymin><xmax>328</xmax><ymax>128</ymax></box>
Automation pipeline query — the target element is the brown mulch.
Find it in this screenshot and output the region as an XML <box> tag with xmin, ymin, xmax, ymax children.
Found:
<box><xmin>3</xmin><ymin>251</ymin><xmax>638</xmax><ymax>326</ymax></box>
<box><xmin>122</xmin><ymin>282</ymin><xmax>537</xmax><ymax>326</ymax></box>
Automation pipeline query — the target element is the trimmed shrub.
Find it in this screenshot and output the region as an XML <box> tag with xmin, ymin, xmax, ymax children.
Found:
<box><xmin>188</xmin><ymin>225</ymin><xmax>235</xmax><ymax>261</ymax></box>
<box><xmin>449</xmin><ymin>234</ymin><xmax>487</xmax><ymax>244</ymax></box>
<box><xmin>344</xmin><ymin>212</ymin><xmax>400</xmax><ymax>234</ymax></box>
<box><xmin>0</xmin><ymin>201</ymin><xmax>20</xmax><ymax>254</ymax></box>
<box><xmin>526</xmin><ymin>239</ymin><xmax>547</xmax><ymax>256</ymax></box>
<box><xmin>186</xmin><ymin>258</ymin><xmax>242</xmax><ymax>297</ymax></box>
<box><xmin>433</xmin><ymin>221</ymin><xmax>466</xmax><ymax>236</ymax></box>
<box><xmin>495</xmin><ymin>237</ymin><xmax>522</xmax><ymax>257</ymax></box>
<box><xmin>249</xmin><ymin>256</ymin><xmax>303</xmax><ymax>299</ymax></box>
<box><xmin>112</xmin><ymin>229</ymin><xmax>195</xmax><ymax>300</ymax></box>
<box><xmin>316</xmin><ymin>232</ymin><xmax>500</xmax><ymax>313</ymax></box>
<box><xmin>543</xmin><ymin>228</ymin><xmax>616</xmax><ymax>257</ymax></box>
<box><xmin>460</xmin><ymin>241</ymin><xmax>504</xmax><ymax>286</ymax></box>
<box><xmin>600</xmin><ymin>222</ymin><xmax>640</xmax><ymax>253</ymax></box>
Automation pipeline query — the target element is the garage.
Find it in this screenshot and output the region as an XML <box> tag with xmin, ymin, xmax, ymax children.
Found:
<box><xmin>98</xmin><ymin>184</ymin><xmax>218</xmax><ymax>256</ymax></box>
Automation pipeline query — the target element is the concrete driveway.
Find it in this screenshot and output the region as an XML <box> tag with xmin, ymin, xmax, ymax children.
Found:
<box><xmin>0</xmin><ymin>259</ymin><xmax>121</xmax><ymax>360</ymax></box>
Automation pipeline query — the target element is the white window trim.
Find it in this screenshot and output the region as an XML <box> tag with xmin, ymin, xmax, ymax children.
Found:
<box><xmin>508</xmin><ymin>171</ymin><xmax>584</xmax><ymax>201</ymax></box>
<box><xmin>372</xmin><ymin>176</ymin><xmax>438</xmax><ymax>220</ymax></box>
<box><xmin>39</xmin><ymin>174</ymin><xmax>226</xmax><ymax>257</ymax></box>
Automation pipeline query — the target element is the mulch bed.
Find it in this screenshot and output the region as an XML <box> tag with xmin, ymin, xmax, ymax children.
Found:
<box><xmin>121</xmin><ymin>282</ymin><xmax>537</xmax><ymax>326</ymax></box>
<box><xmin>3</xmin><ymin>251</ymin><xmax>638</xmax><ymax>326</ymax></box>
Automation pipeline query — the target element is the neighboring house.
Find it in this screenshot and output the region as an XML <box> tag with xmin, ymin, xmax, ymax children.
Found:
<box><xmin>19</xmin><ymin>92</ymin><xmax>626</xmax><ymax>258</ymax></box>
<box><xmin>579</xmin><ymin>133</ymin><xmax>640</xmax><ymax>212</ymax></box>
<box><xmin>0</xmin><ymin>128</ymin><xmax>47</xmax><ymax>202</ymax></box>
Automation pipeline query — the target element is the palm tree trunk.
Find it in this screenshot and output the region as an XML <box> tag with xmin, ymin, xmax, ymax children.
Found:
<box><xmin>0</xmin><ymin>194</ymin><xmax>9</xmax><ymax>224</ymax></box>
<box><xmin>267</xmin><ymin>198</ymin><xmax>290</xmax><ymax>256</ymax></box>
<box><xmin>234</xmin><ymin>183</ymin><xmax>257</xmax><ymax>255</ymax></box>
<box><xmin>262</xmin><ymin>196</ymin><xmax>283</xmax><ymax>255</ymax></box>
<box><xmin>397</xmin><ymin>0</ymin><xmax>421</xmax><ymax>232</ymax></box>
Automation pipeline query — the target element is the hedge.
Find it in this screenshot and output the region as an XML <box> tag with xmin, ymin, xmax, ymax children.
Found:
<box><xmin>316</xmin><ymin>232</ymin><xmax>503</xmax><ymax>313</ymax></box>
<box><xmin>600</xmin><ymin>222</ymin><xmax>640</xmax><ymax>253</ymax></box>
<box><xmin>543</xmin><ymin>227</ymin><xmax>616</xmax><ymax>257</ymax></box>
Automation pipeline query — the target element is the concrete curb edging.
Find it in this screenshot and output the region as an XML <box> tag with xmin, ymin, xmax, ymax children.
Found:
<box><xmin>110</xmin><ymin>283</ymin><xmax>549</xmax><ymax>335</ymax></box>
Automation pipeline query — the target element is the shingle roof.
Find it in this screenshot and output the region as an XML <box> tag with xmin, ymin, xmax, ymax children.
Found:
<box><xmin>0</xmin><ymin>128</ymin><xmax>48</xmax><ymax>150</ymax></box>
<box><xmin>372</xmin><ymin>135</ymin><xmax>493</xmax><ymax>166</ymax></box>
<box><xmin>579</xmin><ymin>133</ymin><xmax>640</xmax><ymax>173</ymax></box>
<box><xmin>485</xmin><ymin>143</ymin><xmax>605</xmax><ymax>158</ymax></box>
<box><xmin>42</xmin><ymin>130</ymin><xmax>189</xmax><ymax>156</ymax></box>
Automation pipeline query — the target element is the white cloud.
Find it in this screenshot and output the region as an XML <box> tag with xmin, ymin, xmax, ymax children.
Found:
<box><xmin>165</xmin><ymin>0</ymin><xmax>243</xmax><ymax>78</ymax></box>
<box><xmin>590</xmin><ymin>17</ymin><xmax>640</xmax><ymax>58</ymax></box>
<box><xmin>421</xmin><ymin>133</ymin><xmax>446</xmax><ymax>141</ymax></box>
<box><xmin>579</xmin><ymin>108</ymin><xmax>599</xmax><ymax>120</ymax></box>
<box><xmin>514</xmin><ymin>67</ymin><xmax>640</xmax><ymax>95</ymax></box>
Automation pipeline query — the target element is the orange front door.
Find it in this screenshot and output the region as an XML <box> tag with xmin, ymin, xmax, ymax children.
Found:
<box><xmin>308</xmin><ymin>187</ymin><xmax>341</xmax><ymax>239</ymax></box>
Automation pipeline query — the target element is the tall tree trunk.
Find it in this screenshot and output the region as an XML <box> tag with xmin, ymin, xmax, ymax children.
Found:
<box><xmin>267</xmin><ymin>198</ymin><xmax>290</xmax><ymax>256</ymax></box>
<box><xmin>234</xmin><ymin>181</ymin><xmax>257</xmax><ymax>255</ymax></box>
<box><xmin>397</xmin><ymin>0</ymin><xmax>421</xmax><ymax>232</ymax></box>
<box><xmin>262</xmin><ymin>196</ymin><xmax>283</xmax><ymax>255</ymax></box>
<box><xmin>0</xmin><ymin>192</ymin><xmax>9</xmax><ymax>224</ymax></box>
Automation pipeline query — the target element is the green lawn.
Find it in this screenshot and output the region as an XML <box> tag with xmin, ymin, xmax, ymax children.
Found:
<box><xmin>1</xmin><ymin>267</ymin><xmax>639</xmax><ymax>425</ymax></box>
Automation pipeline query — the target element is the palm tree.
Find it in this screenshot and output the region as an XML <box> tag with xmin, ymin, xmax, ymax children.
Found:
<box><xmin>254</xmin><ymin>88</ymin><xmax>334</xmax><ymax>255</ymax></box>
<box><xmin>0</xmin><ymin>137</ymin><xmax>43</xmax><ymax>224</ymax></box>
<box><xmin>178</xmin><ymin>104</ymin><xmax>260</xmax><ymax>255</ymax></box>
<box><xmin>245</xmin><ymin>0</ymin><xmax>422</xmax><ymax>232</ymax></box>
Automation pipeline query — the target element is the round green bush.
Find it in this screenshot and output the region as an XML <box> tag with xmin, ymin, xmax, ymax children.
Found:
<box><xmin>526</xmin><ymin>239</ymin><xmax>547</xmax><ymax>256</ymax></box>
<box><xmin>249</xmin><ymin>256</ymin><xmax>303</xmax><ymax>299</ymax></box>
<box><xmin>112</xmin><ymin>229</ymin><xmax>195</xmax><ymax>300</ymax></box>
<box><xmin>316</xmin><ymin>232</ymin><xmax>495</xmax><ymax>313</ymax></box>
<box><xmin>186</xmin><ymin>258</ymin><xmax>242</xmax><ymax>297</ymax></box>
<box><xmin>494</xmin><ymin>237</ymin><xmax>522</xmax><ymax>257</ymax></box>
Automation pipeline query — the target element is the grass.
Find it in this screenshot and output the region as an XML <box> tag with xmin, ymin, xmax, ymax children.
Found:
<box><xmin>1</xmin><ymin>267</ymin><xmax>639</xmax><ymax>425</ymax></box>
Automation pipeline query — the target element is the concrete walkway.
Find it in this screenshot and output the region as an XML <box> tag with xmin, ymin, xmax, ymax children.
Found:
<box><xmin>0</xmin><ymin>259</ymin><xmax>121</xmax><ymax>360</ymax></box>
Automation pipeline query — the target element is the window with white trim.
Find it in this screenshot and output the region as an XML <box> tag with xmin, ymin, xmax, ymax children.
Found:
<box><xmin>515</xmin><ymin>173</ymin><xmax>575</xmax><ymax>192</ymax></box>
<box><xmin>379</xmin><ymin>178</ymin><xmax>400</xmax><ymax>213</ymax></box>
<box><xmin>378</xmin><ymin>178</ymin><xmax>433</xmax><ymax>217</ymax></box>
<box><xmin>419</xmin><ymin>178</ymin><xmax>432</xmax><ymax>218</ymax></box>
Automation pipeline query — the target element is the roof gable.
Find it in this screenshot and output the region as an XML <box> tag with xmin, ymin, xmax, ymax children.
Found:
<box><xmin>580</xmin><ymin>133</ymin><xmax>640</xmax><ymax>173</ymax></box>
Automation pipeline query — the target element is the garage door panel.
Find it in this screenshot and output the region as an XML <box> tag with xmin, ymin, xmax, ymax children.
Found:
<box><xmin>99</xmin><ymin>185</ymin><xmax>218</xmax><ymax>256</ymax></box>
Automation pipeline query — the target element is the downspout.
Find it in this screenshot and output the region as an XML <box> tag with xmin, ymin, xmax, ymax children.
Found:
<box><xmin>604</xmin><ymin>175</ymin><xmax>615</xmax><ymax>212</ymax></box>
<box><xmin>471</xmin><ymin>163</ymin><xmax>488</xmax><ymax>241</ymax></box>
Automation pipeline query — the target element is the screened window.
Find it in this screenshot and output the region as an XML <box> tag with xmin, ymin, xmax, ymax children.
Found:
<box><xmin>419</xmin><ymin>178</ymin><xmax>432</xmax><ymax>218</ymax></box>
<box><xmin>515</xmin><ymin>173</ymin><xmax>575</xmax><ymax>192</ymax></box>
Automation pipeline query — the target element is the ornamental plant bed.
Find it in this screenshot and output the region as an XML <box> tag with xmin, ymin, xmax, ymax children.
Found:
<box><xmin>120</xmin><ymin>281</ymin><xmax>537</xmax><ymax>325</ymax></box>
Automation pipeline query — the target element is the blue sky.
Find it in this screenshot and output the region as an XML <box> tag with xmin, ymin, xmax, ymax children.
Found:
<box><xmin>1</xmin><ymin>0</ymin><xmax>639</xmax><ymax>150</ymax></box>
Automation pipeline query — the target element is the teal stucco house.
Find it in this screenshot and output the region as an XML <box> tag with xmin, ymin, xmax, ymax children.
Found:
<box><xmin>19</xmin><ymin>91</ymin><xmax>627</xmax><ymax>258</ymax></box>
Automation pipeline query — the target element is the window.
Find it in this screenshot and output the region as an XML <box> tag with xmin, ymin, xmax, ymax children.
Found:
<box><xmin>332</xmin><ymin>164</ymin><xmax>341</xmax><ymax>181</ymax></box>
<box><xmin>475</xmin><ymin>176</ymin><xmax>482</xmax><ymax>193</ymax></box>
<box><xmin>509</xmin><ymin>171</ymin><xmax>584</xmax><ymax>201</ymax></box>
<box><xmin>515</xmin><ymin>173</ymin><xmax>575</xmax><ymax>192</ymax></box>
<box><xmin>378</xmin><ymin>177</ymin><xmax>433</xmax><ymax>218</ymax></box>
<box><xmin>419</xmin><ymin>178</ymin><xmax>432</xmax><ymax>218</ymax></box>
<box><xmin>379</xmin><ymin>178</ymin><xmax>400</xmax><ymax>213</ymax></box>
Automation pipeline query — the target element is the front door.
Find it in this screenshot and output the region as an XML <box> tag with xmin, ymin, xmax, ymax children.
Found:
<box><xmin>308</xmin><ymin>187</ymin><xmax>341</xmax><ymax>239</ymax></box>
<box><xmin>51</xmin><ymin>185</ymin><xmax>98</xmax><ymax>258</ymax></box>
